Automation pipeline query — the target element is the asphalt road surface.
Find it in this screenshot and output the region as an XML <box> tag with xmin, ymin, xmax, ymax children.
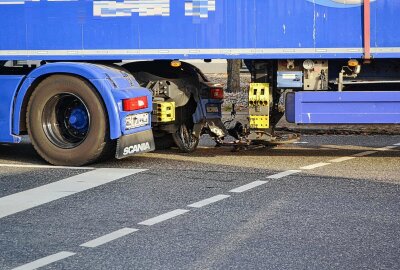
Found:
<box><xmin>0</xmin><ymin>135</ymin><xmax>399</xmax><ymax>270</ymax></box>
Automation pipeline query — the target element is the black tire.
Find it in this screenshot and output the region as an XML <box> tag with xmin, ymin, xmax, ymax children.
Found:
<box><xmin>154</xmin><ymin>133</ymin><xmax>175</xmax><ymax>150</ymax></box>
<box><xmin>27</xmin><ymin>75</ymin><xmax>113</xmax><ymax>166</ymax></box>
<box><xmin>172</xmin><ymin>122</ymin><xmax>199</xmax><ymax>153</ymax></box>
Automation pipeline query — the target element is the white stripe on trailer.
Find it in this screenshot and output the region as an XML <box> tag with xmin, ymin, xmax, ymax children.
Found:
<box><xmin>4</xmin><ymin>47</ymin><xmax>400</xmax><ymax>57</ymax></box>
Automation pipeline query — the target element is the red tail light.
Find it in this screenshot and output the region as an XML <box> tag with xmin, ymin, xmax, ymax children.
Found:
<box><xmin>210</xmin><ymin>87</ymin><xmax>224</xmax><ymax>99</ymax></box>
<box><xmin>123</xmin><ymin>96</ymin><xmax>148</xmax><ymax>111</ymax></box>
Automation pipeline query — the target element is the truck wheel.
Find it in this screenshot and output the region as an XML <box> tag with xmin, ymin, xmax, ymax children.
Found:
<box><xmin>172</xmin><ymin>122</ymin><xmax>199</xmax><ymax>153</ymax></box>
<box><xmin>27</xmin><ymin>75</ymin><xmax>113</xmax><ymax>166</ymax></box>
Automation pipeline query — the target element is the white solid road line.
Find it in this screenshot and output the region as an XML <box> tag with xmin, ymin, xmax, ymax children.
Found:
<box><xmin>0</xmin><ymin>163</ymin><xmax>94</xmax><ymax>170</ymax></box>
<box><xmin>12</xmin><ymin>251</ymin><xmax>75</xmax><ymax>270</ymax></box>
<box><xmin>267</xmin><ymin>170</ymin><xmax>301</xmax><ymax>179</ymax></box>
<box><xmin>375</xmin><ymin>146</ymin><xmax>397</xmax><ymax>151</ymax></box>
<box><xmin>0</xmin><ymin>168</ymin><xmax>145</xmax><ymax>219</ymax></box>
<box><xmin>80</xmin><ymin>228</ymin><xmax>138</xmax><ymax>248</ymax></box>
<box><xmin>229</xmin><ymin>181</ymin><xmax>268</xmax><ymax>193</ymax></box>
<box><xmin>329</xmin><ymin>156</ymin><xmax>356</xmax><ymax>163</ymax></box>
<box><xmin>381</xmin><ymin>146</ymin><xmax>398</xmax><ymax>150</ymax></box>
<box><xmin>352</xmin><ymin>150</ymin><xmax>378</xmax><ymax>157</ymax></box>
<box><xmin>300</xmin><ymin>162</ymin><xmax>331</xmax><ymax>170</ymax></box>
<box><xmin>188</xmin><ymin>195</ymin><xmax>230</xmax><ymax>208</ymax></box>
<box><xmin>394</xmin><ymin>143</ymin><xmax>400</xmax><ymax>146</ymax></box>
<box><xmin>138</xmin><ymin>209</ymin><xmax>190</xmax><ymax>226</ymax></box>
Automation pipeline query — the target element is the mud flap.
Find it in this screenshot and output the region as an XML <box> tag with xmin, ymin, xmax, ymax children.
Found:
<box><xmin>116</xmin><ymin>129</ymin><xmax>155</xmax><ymax>159</ymax></box>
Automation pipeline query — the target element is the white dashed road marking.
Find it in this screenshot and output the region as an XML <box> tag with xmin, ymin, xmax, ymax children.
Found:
<box><xmin>138</xmin><ymin>209</ymin><xmax>190</xmax><ymax>226</ymax></box>
<box><xmin>267</xmin><ymin>170</ymin><xmax>301</xmax><ymax>179</ymax></box>
<box><xmin>80</xmin><ymin>228</ymin><xmax>139</xmax><ymax>248</ymax></box>
<box><xmin>188</xmin><ymin>195</ymin><xmax>230</xmax><ymax>208</ymax></box>
<box><xmin>6</xmin><ymin>143</ymin><xmax>399</xmax><ymax>269</ymax></box>
<box><xmin>12</xmin><ymin>251</ymin><xmax>75</xmax><ymax>270</ymax></box>
<box><xmin>329</xmin><ymin>156</ymin><xmax>356</xmax><ymax>163</ymax></box>
<box><xmin>352</xmin><ymin>151</ymin><xmax>378</xmax><ymax>157</ymax></box>
<box><xmin>300</xmin><ymin>162</ymin><xmax>331</xmax><ymax>170</ymax></box>
<box><xmin>0</xmin><ymin>168</ymin><xmax>145</xmax><ymax>219</ymax></box>
<box><xmin>229</xmin><ymin>181</ymin><xmax>268</xmax><ymax>193</ymax></box>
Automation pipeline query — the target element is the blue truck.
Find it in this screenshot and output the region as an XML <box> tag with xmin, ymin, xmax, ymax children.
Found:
<box><xmin>1</xmin><ymin>0</ymin><xmax>399</xmax><ymax>165</ymax></box>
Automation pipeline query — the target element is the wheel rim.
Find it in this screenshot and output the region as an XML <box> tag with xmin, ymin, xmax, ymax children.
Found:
<box><xmin>42</xmin><ymin>93</ymin><xmax>90</xmax><ymax>149</ymax></box>
<box><xmin>177</xmin><ymin>124</ymin><xmax>197</xmax><ymax>150</ymax></box>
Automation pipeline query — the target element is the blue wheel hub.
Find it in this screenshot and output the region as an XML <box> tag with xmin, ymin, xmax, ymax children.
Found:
<box><xmin>68</xmin><ymin>106</ymin><xmax>89</xmax><ymax>132</ymax></box>
<box><xmin>42</xmin><ymin>93</ymin><xmax>90</xmax><ymax>149</ymax></box>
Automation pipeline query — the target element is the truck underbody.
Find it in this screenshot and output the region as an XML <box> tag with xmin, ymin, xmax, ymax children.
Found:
<box><xmin>1</xmin><ymin>0</ymin><xmax>400</xmax><ymax>165</ymax></box>
<box><xmin>1</xmin><ymin>56</ymin><xmax>400</xmax><ymax>165</ymax></box>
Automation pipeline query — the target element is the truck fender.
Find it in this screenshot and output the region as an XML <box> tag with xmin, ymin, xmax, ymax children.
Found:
<box><xmin>13</xmin><ymin>62</ymin><xmax>123</xmax><ymax>139</ymax></box>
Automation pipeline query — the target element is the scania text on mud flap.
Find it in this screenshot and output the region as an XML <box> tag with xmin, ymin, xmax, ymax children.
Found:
<box><xmin>123</xmin><ymin>143</ymin><xmax>151</xmax><ymax>156</ymax></box>
<box><xmin>116</xmin><ymin>129</ymin><xmax>155</xmax><ymax>159</ymax></box>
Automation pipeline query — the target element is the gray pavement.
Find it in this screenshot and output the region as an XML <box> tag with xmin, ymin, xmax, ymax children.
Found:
<box><xmin>0</xmin><ymin>135</ymin><xmax>399</xmax><ymax>269</ymax></box>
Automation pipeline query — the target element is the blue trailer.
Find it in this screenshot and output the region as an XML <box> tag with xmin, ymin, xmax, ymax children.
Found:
<box><xmin>1</xmin><ymin>0</ymin><xmax>399</xmax><ymax>164</ymax></box>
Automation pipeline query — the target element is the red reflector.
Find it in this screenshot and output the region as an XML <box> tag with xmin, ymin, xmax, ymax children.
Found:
<box><xmin>210</xmin><ymin>88</ymin><xmax>224</xmax><ymax>99</ymax></box>
<box><xmin>123</xmin><ymin>96</ymin><xmax>148</xmax><ymax>111</ymax></box>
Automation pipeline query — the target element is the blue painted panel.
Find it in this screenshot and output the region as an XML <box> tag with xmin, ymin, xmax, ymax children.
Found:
<box><xmin>295</xmin><ymin>91</ymin><xmax>400</xmax><ymax>124</ymax></box>
<box><xmin>0</xmin><ymin>76</ymin><xmax>25</xmax><ymax>143</ymax></box>
<box><xmin>374</xmin><ymin>1</ymin><xmax>398</xmax><ymax>48</ymax></box>
<box><xmin>193</xmin><ymin>99</ymin><xmax>223</xmax><ymax>123</ymax></box>
<box><xmin>11</xmin><ymin>63</ymin><xmax>152</xmax><ymax>140</ymax></box>
<box><xmin>0</xmin><ymin>0</ymin><xmax>398</xmax><ymax>60</ymax></box>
